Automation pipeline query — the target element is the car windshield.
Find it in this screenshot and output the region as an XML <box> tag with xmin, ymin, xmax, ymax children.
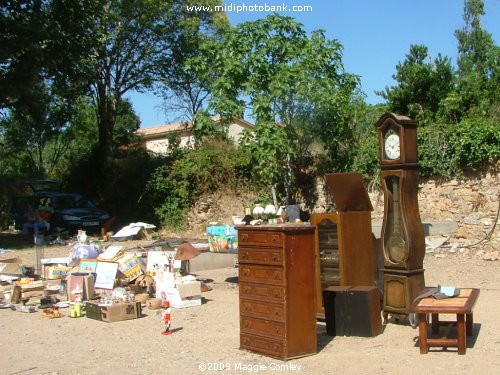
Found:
<box><xmin>52</xmin><ymin>195</ymin><xmax>95</xmax><ymax>209</ymax></box>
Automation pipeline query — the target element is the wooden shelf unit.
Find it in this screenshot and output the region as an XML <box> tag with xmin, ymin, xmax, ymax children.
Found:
<box><xmin>311</xmin><ymin>212</ymin><xmax>376</xmax><ymax>319</ymax></box>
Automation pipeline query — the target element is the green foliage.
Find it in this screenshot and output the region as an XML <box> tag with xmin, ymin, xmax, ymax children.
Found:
<box><xmin>240</xmin><ymin>123</ymin><xmax>292</xmax><ymax>188</ymax></box>
<box><xmin>64</xmin><ymin>146</ymin><xmax>164</xmax><ymax>229</ymax></box>
<box><xmin>417</xmin><ymin>123</ymin><xmax>455</xmax><ymax>177</ymax></box>
<box><xmin>147</xmin><ymin>139</ymin><xmax>252</xmax><ymax>230</ymax></box>
<box><xmin>193</xmin><ymin>14</ymin><xmax>358</xmax><ymax>201</ymax></box>
<box><xmin>447</xmin><ymin>117</ymin><xmax>499</xmax><ymax>169</ymax></box>
<box><xmin>193</xmin><ymin>110</ymin><xmax>227</xmax><ymax>142</ymax></box>
<box><xmin>376</xmin><ymin>1</ymin><xmax>498</xmax><ymax>179</ymax></box>
<box><xmin>351</xmin><ymin>126</ymin><xmax>380</xmax><ymax>179</ymax></box>
<box><xmin>377</xmin><ymin>45</ymin><xmax>454</xmax><ymax>121</ymax></box>
<box><xmin>417</xmin><ymin>117</ymin><xmax>499</xmax><ymax>178</ymax></box>
<box><xmin>441</xmin><ymin>0</ymin><xmax>499</xmax><ymax>121</ymax></box>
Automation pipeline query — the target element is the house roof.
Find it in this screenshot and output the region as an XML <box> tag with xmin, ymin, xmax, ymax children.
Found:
<box><xmin>136</xmin><ymin>121</ymin><xmax>191</xmax><ymax>137</ymax></box>
<box><xmin>136</xmin><ymin>115</ymin><xmax>254</xmax><ymax>139</ymax></box>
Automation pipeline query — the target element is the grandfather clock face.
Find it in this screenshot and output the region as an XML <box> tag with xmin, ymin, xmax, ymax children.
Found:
<box><xmin>383</xmin><ymin>128</ymin><xmax>401</xmax><ymax>160</ymax></box>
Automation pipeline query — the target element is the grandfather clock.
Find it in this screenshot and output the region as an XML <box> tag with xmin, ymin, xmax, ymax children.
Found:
<box><xmin>375</xmin><ymin>113</ymin><xmax>425</xmax><ymax>320</ymax></box>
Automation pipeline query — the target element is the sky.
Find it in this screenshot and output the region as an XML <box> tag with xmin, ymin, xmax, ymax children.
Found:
<box><xmin>127</xmin><ymin>0</ymin><xmax>500</xmax><ymax>128</ymax></box>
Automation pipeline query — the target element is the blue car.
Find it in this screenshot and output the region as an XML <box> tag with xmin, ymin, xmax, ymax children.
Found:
<box><xmin>10</xmin><ymin>180</ymin><xmax>111</xmax><ymax>234</ymax></box>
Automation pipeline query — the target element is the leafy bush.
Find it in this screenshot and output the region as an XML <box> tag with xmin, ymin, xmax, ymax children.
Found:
<box><xmin>418</xmin><ymin>117</ymin><xmax>499</xmax><ymax>178</ymax></box>
<box><xmin>351</xmin><ymin>127</ymin><xmax>380</xmax><ymax>179</ymax></box>
<box><xmin>147</xmin><ymin>139</ymin><xmax>253</xmax><ymax>230</ymax></box>
<box><xmin>346</xmin><ymin>114</ymin><xmax>498</xmax><ymax>181</ymax></box>
<box><xmin>447</xmin><ymin>117</ymin><xmax>499</xmax><ymax>170</ymax></box>
<box><xmin>417</xmin><ymin>123</ymin><xmax>455</xmax><ymax>178</ymax></box>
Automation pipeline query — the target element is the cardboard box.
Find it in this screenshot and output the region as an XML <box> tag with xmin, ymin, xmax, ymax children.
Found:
<box><xmin>11</xmin><ymin>283</ymin><xmax>45</xmax><ymax>302</ymax></box>
<box><xmin>67</xmin><ymin>273</ymin><xmax>95</xmax><ymax>301</ymax></box>
<box><xmin>44</xmin><ymin>266</ymin><xmax>72</xmax><ymax>280</ymax></box>
<box><xmin>86</xmin><ymin>301</ymin><xmax>142</xmax><ymax>322</ymax></box>
<box><xmin>178</xmin><ymin>281</ymin><xmax>202</xmax><ymax>298</ymax></box>
<box><xmin>116</xmin><ymin>253</ymin><xmax>143</xmax><ymax>283</ymax></box>
<box><xmin>0</xmin><ymin>258</ymin><xmax>24</xmax><ymax>276</ymax></box>
<box><xmin>167</xmin><ymin>282</ymin><xmax>202</xmax><ymax>309</ymax></box>
<box><xmin>41</xmin><ymin>257</ymin><xmax>71</xmax><ymax>279</ymax></box>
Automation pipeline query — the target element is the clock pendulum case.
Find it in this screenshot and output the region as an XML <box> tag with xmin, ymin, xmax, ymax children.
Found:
<box><xmin>375</xmin><ymin>113</ymin><xmax>425</xmax><ymax>320</ymax></box>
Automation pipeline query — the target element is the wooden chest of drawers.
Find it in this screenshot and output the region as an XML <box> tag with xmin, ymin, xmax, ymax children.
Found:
<box><xmin>237</xmin><ymin>224</ymin><xmax>317</xmax><ymax>360</ymax></box>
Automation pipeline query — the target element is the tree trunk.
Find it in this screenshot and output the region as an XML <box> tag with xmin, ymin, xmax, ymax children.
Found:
<box><xmin>96</xmin><ymin>83</ymin><xmax>117</xmax><ymax>164</ymax></box>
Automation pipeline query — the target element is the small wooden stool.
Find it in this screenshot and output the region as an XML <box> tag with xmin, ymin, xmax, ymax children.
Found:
<box><xmin>410</xmin><ymin>288</ymin><xmax>479</xmax><ymax>355</ymax></box>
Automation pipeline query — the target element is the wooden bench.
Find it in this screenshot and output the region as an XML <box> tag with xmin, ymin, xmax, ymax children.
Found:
<box><xmin>410</xmin><ymin>288</ymin><xmax>480</xmax><ymax>355</ymax></box>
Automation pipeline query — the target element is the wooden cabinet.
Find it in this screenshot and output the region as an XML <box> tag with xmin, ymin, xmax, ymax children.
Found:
<box><xmin>237</xmin><ymin>224</ymin><xmax>317</xmax><ymax>360</ymax></box>
<box><xmin>311</xmin><ymin>212</ymin><xmax>376</xmax><ymax>319</ymax></box>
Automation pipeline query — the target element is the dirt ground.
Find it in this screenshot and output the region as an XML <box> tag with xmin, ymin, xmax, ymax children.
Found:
<box><xmin>0</xmin><ymin>234</ymin><xmax>499</xmax><ymax>375</ymax></box>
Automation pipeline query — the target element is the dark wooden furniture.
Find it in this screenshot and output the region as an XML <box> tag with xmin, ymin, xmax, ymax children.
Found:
<box><xmin>323</xmin><ymin>286</ymin><xmax>350</xmax><ymax>336</ymax></box>
<box><xmin>323</xmin><ymin>286</ymin><xmax>382</xmax><ymax>337</ymax></box>
<box><xmin>312</xmin><ymin>173</ymin><xmax>376</xmax><ymax>319</ymax></box>
<box><xmin>376</xmin><ymin>113</ymin><xmax>426</xmax><ymax>318</ymax></box>
<box><xmin>237</xmin><ymin>224</ymin><xmax>317</xmax><ymax>360</ymax></box>
<box><xmin>410</xmin><ymin>288</ymin><xmax>480</xmax><ymax>355</ymax></box>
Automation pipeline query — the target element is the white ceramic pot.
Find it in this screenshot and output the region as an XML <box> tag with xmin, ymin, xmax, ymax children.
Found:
<box><xmin>264</xmin><ymin>204</ymin><xmax>277</xmax><ymax>215</ymax></box>
<box><xmin>252</xmin><ymin>204</ymin><xmax>265</xmax><ymax>216</ymax></box>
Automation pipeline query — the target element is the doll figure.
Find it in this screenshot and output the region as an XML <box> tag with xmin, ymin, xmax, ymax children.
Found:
<box><xmin>161</xmin><ymin>300</ymin><xmax>172</xmax><ymax>335</ymax></box>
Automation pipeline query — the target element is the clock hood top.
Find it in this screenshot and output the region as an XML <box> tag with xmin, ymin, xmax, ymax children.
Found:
<box><xmin>376</xmin><ymin>112</ymin><xmax>419</xmax><ymax>168</ymax></box>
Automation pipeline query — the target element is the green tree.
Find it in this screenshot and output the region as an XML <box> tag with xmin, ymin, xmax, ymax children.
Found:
<box><xmin>193</xmin><ymin>14</ymin><xmax>358</xmax><ymax>203</ymax></box>
<box><xmin>87</xmin><ymin>0</ymin><xmax>224</xmax><ymax>163</ymax></box>
<box><xmin>377</xmin><ymin>45</ymin><xmax>454</xmax><ymax>121</ymax></box>
<box><xmin>450</xmin><ymin>0</ymin><xmax>499</xmax><ymax>119</ymax></box>
<box><xmin>159</xmin><ymin>2</ymin><xmax>228</xmax><ymax>124</ymax></box>
<box><xmin>0</xmin><ymin>0</ymin><xmax>100</xmax><ymax>176</ymax></box>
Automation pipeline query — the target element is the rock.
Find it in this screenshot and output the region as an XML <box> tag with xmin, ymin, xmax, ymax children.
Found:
<box><xmin>464</xmin><ymin>214</ymin><xmax>481</xmax><ymax>225</ymax></box>
<box><xmin>425</xmin><ymin>236</ymin><xmax>449</xmax><ymax>251</ymax></box>
<box><xmin>454</xmin><ymin>227</ymin><xmax>469</xmax><ymax>238</ymax></box>
<box><xmin>483</xmin><ymin>251</ymin><xmax>499</xmax><ymax>261</ymax></box>
<box><xmin>480</xmin><ymin>218</ymin><xmax>493</xmax><ymax>226</ymax></box>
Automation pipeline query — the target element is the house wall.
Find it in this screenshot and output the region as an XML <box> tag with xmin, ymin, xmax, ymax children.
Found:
<box><xmin>141</xmin><ymin>119</ymin><xmax>252</xmax><ymax>155</ymax></box>
<box><xmin>144</xmin><ymin>133</ymin><xmax>195</xmax><ymax>155</ymax></box>
<box><xmin>227</xmin><ymin>122</ymin><xmax>249</xmax><ymax>143</ymax></box>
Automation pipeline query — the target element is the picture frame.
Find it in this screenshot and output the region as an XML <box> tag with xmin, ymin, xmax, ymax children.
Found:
<box><xmin>94</xmin><ymin>261</ymin><xmax>119</xmax><ymax>289</ymax></box>
<box><xmin>79</xmin><ymin>259</ymin><xmax>98</xmax><ymax>273</ymax></box>
<box><xmin>146</xmin><ymin>250</ymin><xmax>178</xmax><ymax>273</ymax></box>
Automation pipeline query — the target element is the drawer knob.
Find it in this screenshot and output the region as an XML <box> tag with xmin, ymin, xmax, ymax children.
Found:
<box><xmin>272</xmin><ymin>236</ymin><xmax>279</xmax><ymax>242</ymax></box>
<box><xmin>272</xmin><ymin>255</ymin><xmax>278</xmax><ymax>261</ymax></box>
<box><xmin>242</xmin><ymin>234</ymin><xmax>249</xmax><ymax>241</ymax></box>
<box><xmin>274</xmin><ymin>272</ymin><xmax>281</xmax><ymax>279</ymax></box>
<box><xmin>243</xmin><ymin>269</ymin><xmax>250</xmax><ymax>276</ymax></box>
<box><xmin>241</xmin><ymin>252</ymin><xmax>248</xmax><ymax>259</ymax></box>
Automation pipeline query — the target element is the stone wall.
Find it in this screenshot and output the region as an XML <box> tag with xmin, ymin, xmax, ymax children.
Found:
<box><xmin>181</xmin><ymin>171</ymin><xmax>499</xmax><ymax>259</ymax></box>
<box><xmin>313</xmin><ymin>170</ymin><xmax>499</xmax><ymax>259</ymax></box>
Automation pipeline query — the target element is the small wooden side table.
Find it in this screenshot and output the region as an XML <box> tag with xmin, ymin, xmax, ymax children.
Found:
<box><xmin>410</xmin><ymin>288</ymin><xmax>480</xmax><ymax>355</ymax></box>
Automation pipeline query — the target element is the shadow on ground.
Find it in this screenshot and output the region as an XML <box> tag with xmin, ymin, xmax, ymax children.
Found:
<box><xmin>0</xmin><ymin>232</ymin><xmax>33</xmax><ymax>251</ymax></box>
